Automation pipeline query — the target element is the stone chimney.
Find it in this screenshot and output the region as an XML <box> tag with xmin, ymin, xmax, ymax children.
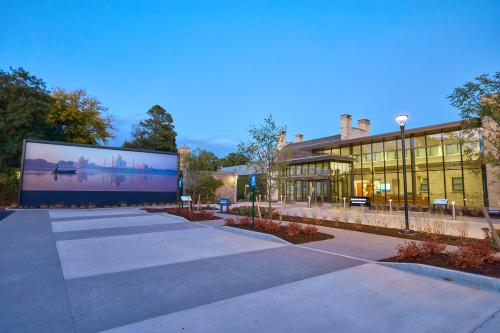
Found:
<box><xmin>357</xmin><ymin>119</ymin><xmax>371</xmax><ymax>135</ymax></box>
<box><xmin>340</xmin><ymin>114</ymin><xmax>352</xmax><ymax>140</ymax></box>
<box><xmin>178</xmin><ymin>145</ymin><xmax>191</xmax><ymax>170</ymax></box>
<box><xmin>295</xmin><ymin>134</ymin><xmax>304</xmax><ymax>143</ymax></box>
<box><xmin>277</xmin><ymin>131</ymin><xmax>287</xmax><ymax>149</ymax></box>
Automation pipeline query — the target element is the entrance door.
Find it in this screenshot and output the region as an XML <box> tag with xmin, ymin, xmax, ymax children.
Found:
<box><xmin>331</xmin><ymin>174</ymin><xmax>350</xmax><ymax>203</ymax></box>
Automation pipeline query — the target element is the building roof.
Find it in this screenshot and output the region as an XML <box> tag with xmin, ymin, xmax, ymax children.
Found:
<box><xmin>218</xmin><ymin>165</ymin><xmax>256</xmax><ymax>175</ymax></box>
<box><xmin>289</xmin><ymin>120</ymin><xmax>464</xmax><ymax>151</ymax></box>
<box><xmin>281</xmin><ymin>120</ymin><xmax>465</xmax><ymax>164</ymax></box>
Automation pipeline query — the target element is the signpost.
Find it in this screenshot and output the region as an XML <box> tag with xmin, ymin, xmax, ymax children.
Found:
<box><xmin>178</xmin><ymin>178</ymin><xmax>183</xmax><ymax>208</ymax></box>
<box><xmin>249</xmin><ymin>174</ymin><xmax>257</xmax><ymax>227</ymax></box>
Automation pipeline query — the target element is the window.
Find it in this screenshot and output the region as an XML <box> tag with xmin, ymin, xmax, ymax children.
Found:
<box><xmin>420</xmin><ymin>178</ymin><xmax>429</xmax><ymax>192</ymax></box>
<box><xmin>452</xmin><ymin>177</ymin><xmax>463</xmax><ymax>192</ymax></box>
<box><xmin>415</xmin><ymin>147</ymin><xmax>426</xmax><ymax>157</ymax></box>
<box><xmin>445</xmin><ymin>144</ymin><xmax>460</xmax><ymax>155</ymax></box>
<box><xmin>386</xmin><ymin>151</ymin><xmax>397</xmax><ymax>160</ymax></box>
<box><xmin>428</xmin><ymin>146</ymin><xmax>441</xmax><ymax>156</ymax></box>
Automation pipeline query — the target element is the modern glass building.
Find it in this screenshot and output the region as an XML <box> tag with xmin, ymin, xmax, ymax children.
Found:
<box><xmin>281</xmin><ymin>115</ymin><xmax>492</xmax><ymax>209</ymax></box>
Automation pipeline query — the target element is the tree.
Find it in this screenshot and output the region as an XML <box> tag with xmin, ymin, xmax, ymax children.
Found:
<box><xmin>123</xmin><ymin>105</ymin><xmax>177</xmax><ymax>152</ymax></box>
<box><xmin>48</xmin><ymin>88</ymin><xmax>114</xmax><ymax>145</ymax></box>
<box><xmin>449</xmin><ymin>72</ymin><xmax>500</xmax><ymax>248</ymax></box>
<box><xmin>448</xmin><ymin>72</ymin><xmax>499</xmax><ymax>176</ymax></box>
<box><xmin>239</xmin><ymin>115</ymin><xmax>288</xmax><ymax>221</ymax></box>
<box><xmin>0</xmin><ymin>67</ymin><xmax>57</xmax><ymax>169</ymax></box>
<box><xmin>196</xmin><ymin>174</ymin><xmax>224</xmax><ymax>203</ymax></box>
<box><xmin>183</xmin><ymin>148</ymin><xmax>221</xmax><ymax>201</ymax></box>
<box><xmin>220</xmin><ymin>151</ymin><xmax>250</xmax><ymax>167</ymax></box>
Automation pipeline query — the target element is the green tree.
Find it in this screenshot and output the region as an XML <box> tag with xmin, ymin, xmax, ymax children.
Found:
<box><xmin>448</xmin><ymin>72</ymin><xmax>499</xmax><ymax>174</ymax></box>
<box><xmin>48</xmin><ymin>88</ymin><xmax>114</xmax><ymax>145</ymax></box>
<box><xmin>220</xmin><ymin>151</ymin><xmax>250</xmax><ymax>167</ymax></box>
<box><xmin>183</xmin><ymin>148</ymin><xmax>221</xmax><ymax>202</ymax></box>
<box><xmin>449</xmin><ymin>72</ymin><xmax>500</xmax><ymax>248</ymax></box>
<box><xmin>196</xmin><ymin>174</ymin><xmax>224</xmax><ymax>203</ymax></box>
<box><xmin>0</xmin><ymin>67</ymin><xmax>57</xmax><ymax>169</ymax></box>
<box><xmin>123</xmin><ymin>105</ymin><xmax>177</xmax><ymax>152</ymax></box>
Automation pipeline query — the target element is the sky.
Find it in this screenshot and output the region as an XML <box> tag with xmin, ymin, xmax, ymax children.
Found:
<box><xmin>1</xmin><ymin>0</ymin><xmax>499</xmax><ymax>156</ymax></box>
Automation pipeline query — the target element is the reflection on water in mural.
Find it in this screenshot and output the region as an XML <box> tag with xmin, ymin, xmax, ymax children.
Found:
<box><xmin>23</xmin><ymin>170</ymin><xmax>177</xmax><ymax>192</ymax></box>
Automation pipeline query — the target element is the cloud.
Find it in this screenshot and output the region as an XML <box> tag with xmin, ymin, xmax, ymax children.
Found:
<box><xmin>177</xmin><ymin>135</ymin><xmax>240</xmax><ymax>156</ymax></box>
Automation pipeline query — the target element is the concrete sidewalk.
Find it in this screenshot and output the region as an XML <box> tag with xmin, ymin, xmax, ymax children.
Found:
<box><xmin>103</xmin><ymin>263</ymin><xmax>500</xmax><ymax>333</ymax></box>
<box><xmin>216</xmin><ymin>212</ymin><xmax>405</xmax><ymax>260</ymax></box>
<box><xmin>1</xmin><ymin>208</ymin><xmax>499</xmax><ymax>333</ymax></box>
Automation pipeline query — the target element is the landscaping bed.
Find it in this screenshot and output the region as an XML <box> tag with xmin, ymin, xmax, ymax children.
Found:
<box><xmin>381</xmin><ymin>253</ymin><xmax>500</xmax><ymax>279</ymax></box>
<box><xmin>228</xmin><ymin>207</ymin><xmax>495</xmax><ymax>246</ymax></box>
<box><xmin>380</xmin><ymin>240</ymin><xmax>500</xmax><ymax>278</ymax></box>
<box><xmin>224</xmin><ymin>217</ymin><xmax>334</xmax><ymax>244</ymax></box>
<box><xmin>144</xmin><ymin>208</ymin><xmax>219</xmax><ymax>222</ymax></box>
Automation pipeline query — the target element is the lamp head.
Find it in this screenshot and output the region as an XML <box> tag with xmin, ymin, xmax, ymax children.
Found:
<box><xmin>394</xmin><ymin>114</ymin><xmax>409</xmax><ymax>127</ymax></box>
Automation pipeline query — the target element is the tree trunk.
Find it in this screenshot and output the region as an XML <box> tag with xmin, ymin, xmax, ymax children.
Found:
<box><xmin>483</xmin><ymin>207</ymin><xmax>500</xmax><ymax>251</ymax></box>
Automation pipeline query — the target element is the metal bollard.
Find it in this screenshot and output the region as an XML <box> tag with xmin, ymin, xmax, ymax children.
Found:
<box><xmin>452</xmin><ymin>201</ymin><xmax>456</xmax><ymax>220</ymax></box>
<box><xmin>389</xmin><ymin>199</ymin><xmax>392</xmax><ymax>213</ymax></box>
<box><xmin>343</xmin><ymin>197</ymin><xmax>346</xmax><ymax>209</ymax></box>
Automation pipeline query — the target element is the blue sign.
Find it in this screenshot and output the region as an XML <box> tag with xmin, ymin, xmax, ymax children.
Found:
<box><xmin>218</xmin><ymin>197</ymin><xmax>230</xmax><ymax>206</ymax></box>
<box><xmin>249</xmin><ymin>174</ymin><xmax>257</xmax><ymax>189</ymax></box>
<box><xmin>178</xmin><ymin>178</ymin><xmax>183</xmax><ymax>189</ymax></box>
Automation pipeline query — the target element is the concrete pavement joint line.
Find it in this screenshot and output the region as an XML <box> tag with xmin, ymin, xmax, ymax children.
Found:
<box><xmin>52</xmin><ymin>230</ymin><xmax>78</xmax><ymax>333</ymax></box>
<box><xmin>50</xmin><ymin>213</ymin><xmax>149</xmax><ymax>222</ymax></box>
<box><xmin>51</xmin><ymin>214</ymin><xmax>183</xmax><ymax>233</ymax></box>
<box><xmin>294</xmin><ymin>244</ymin><xmax>373</xmax><ymax>263</ymax></box>
<box><xmin>472</xmin><ymin>308</ymin><xmax>500</xmax><ymax>332</ymax></box>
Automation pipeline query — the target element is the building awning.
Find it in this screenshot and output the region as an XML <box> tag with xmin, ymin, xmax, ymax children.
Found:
<box><xmin>284</xmin><ymin>154</ymin><xmax>354</xmax><ymax>165</ymax></box>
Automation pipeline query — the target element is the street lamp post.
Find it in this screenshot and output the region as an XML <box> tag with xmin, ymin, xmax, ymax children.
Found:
<box><xmin>394</xmin><ymin>114</ymin><xmax>414</xmax><ymax>234</ymax></box>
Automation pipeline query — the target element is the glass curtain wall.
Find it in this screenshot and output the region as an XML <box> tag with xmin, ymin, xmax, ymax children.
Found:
<box><xmin>282</xmin><ymin>128</ymin><xmax>484</xmax><ymax>207</ymax></box>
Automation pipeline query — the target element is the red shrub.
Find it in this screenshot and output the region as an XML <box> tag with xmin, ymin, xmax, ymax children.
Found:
<box><xmin>287</xmin><ymin>222</ymin><xmax>303</xmax><ymax>237</ymax></box>
<box><xmin>396</xmin><ymin>240</ymin><xmax>447</xmax><ymax>261</ymax></box>
<box><xmin>239</xmin><ymin>217</ymin><xmax>252</xmax><ymax>226</ymax></box>
<box><xmin>224</xmin><ymin>218</ymin><xmax>237</xmax><ymax>225</ymax></box>
<box><xmin>421</xmin><ymin>241</ymin><xmax>446</xmax><ymax>255</ymax></box>
<box><xmin>198</xmin><ymin>210</ymin><xmax>214</xmax><ymax>220</ymax></box>
<box><xmin>255</xmin><ymin>218</ymin><xmax>268</xmax><ymax>230</ymax></box>
<box><xmin>303</xmin><ymin>225</ymin><xmax>319</xmax><ymax>235</ymax></box>
<box><xmin>448</xmin><ymin>242</ymin><xmax>496</xmax><ymax>269</ymax></box>
<box><xmin>264</xmin><ymin>221</ymin><xmax>282</xmax><ymax>233</ymax></box>
<box><xmin>396</xmin><ymin>241</ymin><xmax>423</xmax><ymax>261</ymax></box>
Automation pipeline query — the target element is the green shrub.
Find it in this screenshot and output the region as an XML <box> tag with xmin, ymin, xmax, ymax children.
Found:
<box><xmin>0</xmin><ymin>168</ymin><xmax>20</xmax><ymax>205</ymax></box>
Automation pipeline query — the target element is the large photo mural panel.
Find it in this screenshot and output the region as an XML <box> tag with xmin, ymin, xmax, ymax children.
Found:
<box><xmin>20</xmin><ymin>141</ymin><xmax>178</xmax><ymax>206</ymax></box>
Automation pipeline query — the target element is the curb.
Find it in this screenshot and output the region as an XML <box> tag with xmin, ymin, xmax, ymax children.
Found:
<box><xmin>378</xmin><ymin>261</ymin><xmax>500</xmax><ymax>293</ymax></box>
<box><xmin>215</xmin><ymin>225</ymin><xmax>292</xmax><ymax>245</ymax></box>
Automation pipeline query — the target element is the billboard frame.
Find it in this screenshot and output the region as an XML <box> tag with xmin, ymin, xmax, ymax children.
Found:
<box><xmin>18</xmin><ymin>139</ymin><xmax>179</xmax><ymax>207</ymax></box>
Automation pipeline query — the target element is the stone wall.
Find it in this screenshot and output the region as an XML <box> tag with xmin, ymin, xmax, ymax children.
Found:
<box><xmin>213</xmin><ymin>172</ymin><xmax>237</xmax><ymax>203</ymax></box>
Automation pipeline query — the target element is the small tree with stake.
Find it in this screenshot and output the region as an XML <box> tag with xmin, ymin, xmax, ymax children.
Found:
<box><xmin>448</xmin><ymin>72</ymin><xmax>500</xmax><ymax>249</ymax></box>
<box><xmin>239</xmin><ymin>115</ymin><xmax>289</xmax><ymax>222</ymax></box>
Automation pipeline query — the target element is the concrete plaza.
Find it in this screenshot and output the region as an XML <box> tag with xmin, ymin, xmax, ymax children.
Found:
<box><xmin>0</xmin><ymin>208</ymin><xmax>499</xmax><ymax>332</ymax></box>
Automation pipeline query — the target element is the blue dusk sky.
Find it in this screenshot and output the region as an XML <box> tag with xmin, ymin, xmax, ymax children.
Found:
<box><xmin>2</xmin><ymin>1</ymin><xmax>499</xmax><ymax>156</ymax></box>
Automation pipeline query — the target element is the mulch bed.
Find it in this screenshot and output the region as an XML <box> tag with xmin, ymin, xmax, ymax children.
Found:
<box><xmin>228</xmin><ymin>210</ymin><xmax>490</xmax><ymax>246</ymax></box>
<box><xmin>225</xmin><ymin>223</ymin><xmax>334</xmax><ymax>244</ymax></box>
<box><xmin>380</xmin><ymin>254</ymin><xmax>500</xmax><ymax>279</ymax></box>
<box><xmin>143</xmin><ymin>208</ymin><xmax>220</xmax><ymax>222</ymax></box>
